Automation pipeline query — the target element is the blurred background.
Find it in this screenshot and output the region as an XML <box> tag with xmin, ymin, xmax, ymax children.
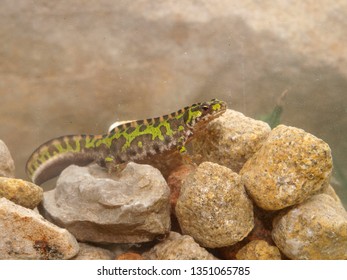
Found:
<box><xmin>1</xmin><ymin>0</ymin><xmax>346</xmax><ymax>206</ymax></box>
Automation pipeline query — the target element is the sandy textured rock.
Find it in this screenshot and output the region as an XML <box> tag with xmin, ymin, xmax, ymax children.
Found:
<box><xmin>0</xmin><ymin>140</ymin><xmax>15</xmax><ymax>178</ymax></box>
<box><xmin>176</xmin><ymin>162</ymin><xmax>254</xmax><ymax>248</ymax></box>
<box><xmin>240</xmin><ymin>125</ymin><xmax>333</xmax><ymax>210</ymax></box>
<box><xmin>72</xmin><ymin>243</ymin><xmax>113</xmax><ymax>260</ymax></box>
<box><xmin>218</xmin><ymin>206</ymin><xmax>277</xmax><ymax>260</ymax></box>
<box><xmin>192</xmin><ymin>109</ymin><xmax>271</xmax><ymax>172</ymax></box>
<box><xmin>272</xmin><ymin>194</ymin><xmax>347</xmax><ymax>260</ymax></box>
<box><xmin>0</xmin><ymin>198</ymin><xmax>79</xmax><ymax>259</ymax></box>
<box><xmin>319</xmin><ymin>184</ymin><xmax>343</xmax><ymax>205</ymax></box>
<box><xmin>143</xmin><ymin>232</ymin><xmax>217</xmax><ymax>260</ymax></box>
<box><xmin>116</xmin><ymin>252</ymin><xmax>144</xmax><ymax>260</ymax></box>
<box><xmin>0</xmin><ymin>177</ymin><xmax>43</xmax><ymax>209</ymax></box>
<box><xmin>236</xmin><ymin>240</ymin><xmax>281</xmax><ymax>260</ymax></box>
<box><xmin>40</xmin><ymin>163</ymin><xmax>170</xmax><ymax>243</ymax></box>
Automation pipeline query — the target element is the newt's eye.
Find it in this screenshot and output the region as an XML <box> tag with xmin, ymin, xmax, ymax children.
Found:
<box><xmin>202</xmin><ymin>105</ymin><xmax>209</xmax><ymax>111</ymax></box>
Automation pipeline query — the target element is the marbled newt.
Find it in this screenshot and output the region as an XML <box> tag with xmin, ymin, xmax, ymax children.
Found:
<box><xmin>26</xmin><ymin>99</ymin><xmax>227</xmax><ymax>185</ymax></box>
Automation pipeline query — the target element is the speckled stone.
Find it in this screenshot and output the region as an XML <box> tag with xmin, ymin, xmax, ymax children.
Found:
<box><xmin>0</xmin><ymin>198</ymin><xmax>79</xmax><ymax>259</ymax></box>
<box><xmin>116</xmin><ymin>252</ymin><xmax>144</xmax><ymax>260</ymax></box>
<box><xmin>236</xmin><ymin>240</ymin><xmax>281</xmax><ymax>260</ymax></box>
<box><xmin>319</xmin><ymin>184</ymin><xmax>343</xmax><ymax>205</ymax></box>
<box><xmin>142</xmin><ymin>232</ymin><xmax>217</xmax><ymax>260</ymax></box>
<box><xmin>175</xmin><ymin>162</ymin><xmax>254</xmax><ymax>248</ymax></box>
<box><xmin>72</xmin><ymin>243</ymin><xmax>113</xmax><ymax>260</ymax></box>
<box><xmin>272</xmin><ymin>194</ymin><xmax>347</xmax><ymax>260</ymax></box>
<box><xmin>192</xmin><ymin>109</ymin><xmax>271</xmax><ymax>172</ymax></box>
<box><xmin>240</xmin><ymin>125</ymin><xmax>333</xmax><ymax>210</ymax></box>
<box><xmin>0</xmin><ymin>140</ymin><xmax>15</xmax><ymax>178</ymax></box>
<box><xmin>0</xmin><ymin>177</ymin><xmax>43</xmax><ymax>209</ymax></box>
<box><xmin>40</xmin><ymin>163</ymin><xmax>171</xmax><ymax>243</ymax></box>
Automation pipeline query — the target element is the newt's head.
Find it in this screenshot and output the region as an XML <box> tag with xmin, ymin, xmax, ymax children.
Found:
<box><xmin>185</xmin><ymin>98</ymin><xmax>227</xmax><ymax>130</ymax></box>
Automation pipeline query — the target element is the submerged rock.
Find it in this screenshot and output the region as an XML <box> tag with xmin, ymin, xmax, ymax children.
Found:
<box><xmin>192</xmin><ymin>109</ymin><xmax>271</xmax><ymax>172</ymax></box>
<box><xmin>236</xmin><ymin>240</ymin><xmax>281</xmax><ymax>260</ymax></box>
<box><xmin>240</xmin><ymin>125</ymin><xmax>333</xmax><ymax>210</ymax></box>
<box><xmin>0</xmin><ymin>140</ymin><xmax>15</xmax><ymax>178</ymax></box>
<box><xmin>40</xmin><ymin>163</ymin><xmax>171</xmax><ymax>243</ymax></box>
<box><xmin>272</xmin><ymin>194</ymin><xmax>347</xmax><ymax>259</ymax></box>
<box><xmin>0</xmin><ymin>177</ymin><xmax>43</xmax><ymax>209</ymax></box>
<box><xmin>176</xmin><ymin>162</ymin><xmax>254</xmax><ymax>248</ymax></box>
<box><xmin>142</xmin><ymin>231</ymin><xmax>217</xmax><ymax>260</ymax></box>
<box><xmin>0</xmin><ymin>198</ymin><xmax>79</xmax><ymax>259</ymax></box>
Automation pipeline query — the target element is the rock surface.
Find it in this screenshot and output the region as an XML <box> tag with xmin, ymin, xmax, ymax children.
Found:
<box><xmin>236</xmin><ymin>240</ymin><xmax>281</xmax><ymax>260</ymax></box>
<box><xmin>167</xmin><ymin>164</ymin><xmax>196</xmax><ymax>214</ymax></box>
<box><xmin>272</xmin><ymin>194</ymin><xmax>347</xmax><ymax>260</ymax></box>
<box><xmin>0</xmin><ymin>140</ymin><xmax>15</xmax><ymax>178</ymax></box>
<box><xmin>176</xmin><ymin>162</ymin><xmax>254</xmax><ymax>248</ymax></box>
<box><xmin>0</xmin><ymin>198</ymin><xmax>79</xmax><ymax>259</ymax></box>
<box><xmin>72</xmin><ymin>243</ymin><xmax>113</xmax><ymax>260</ymax></box>
<box><xmin>116</xmin><ymin>252</ymin><xmax>144</xmax><ymax>260</ymax></box>
<box><xmin>0</xmin><ymin>177</ymin><xmax>43</xmax><ymax>209</ymax></box>
<box><xmin>142</xmin><ymin>232</ymin><xmax>217</xmax><ymax>260</ymax></box>
<box><xmin>240</xmin><ymin>125</ymin><xmax>333</xmax><ymax>210</ymax></box>
<box><xmin>40</xmin><ymin>163</ymin><xmax>171</xmax><ymax>243</ymax></box>
<box><xmin>192</xmin><ymin>109</ymin><xmax>271</xmax><ymax>172</ymax></box>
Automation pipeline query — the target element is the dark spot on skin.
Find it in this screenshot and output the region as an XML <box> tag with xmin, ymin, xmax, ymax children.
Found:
<box><xmin>153</xmin><ymin>118</ymin><xmax>160</xmax><ymax>127</ymax></box>
<box><xmin>153</xmin><ymin>143</ymin><xmax>161</xmax><ymax>153</ymax></box>
<box><xmin>137</xmin><ymin>146</ymin><xmax>143</xmax><ymax>154</ymax></box>
<box><xmin>70</xmin><ymin>138</ymin><xmax>78</xmax><ymax>150</ymax></box>
<box><xmin>127</xmin><ymin>149</ymin><xmax>137</xmax><ymax>157</ymax></box>
<box><xmin>126</xmin><ymin>126</ymin><xmax>136</xmax><ymax>134</ymax></box>
<box><xmin>164</xmin><ymin>135</ymin><xmax>172</xmax><ymax>145</ymax></box>
<box><xmin>136</xmin><ymin>120</ymin><xmax>144</xmax><ymax>126</ymax></box>
<box><xmin>183</xmin><ymin>110</ymin><xmax>189</xmax><ymax>123</ymax></box>
<box><xmin>139</xmin><ymin>124</ymin><xmax>147</xmax><ymax>132</ymax></box>
<box><xmin>160</xmin><ymin>125</ymin><xmax>167</xmax><ymax>135</ymax></box>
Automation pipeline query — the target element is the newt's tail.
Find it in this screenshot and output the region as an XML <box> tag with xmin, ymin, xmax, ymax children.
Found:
<box><xmin>26</xmin><ymin>134</ymin><xmax>103</xmax><ymax>185</ymax></box>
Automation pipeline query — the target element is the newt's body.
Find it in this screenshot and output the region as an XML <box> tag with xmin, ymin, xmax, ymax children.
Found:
<box><xmin>26</xmin><ymin>99</ymin><xmax>227</xmax><ymax>185</ymax></box>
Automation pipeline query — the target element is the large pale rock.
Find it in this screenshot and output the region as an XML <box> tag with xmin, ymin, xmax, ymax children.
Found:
<box><xmin>40</xmin><ymin>163</ymin><xmax>171</xmax><ymax>243</ymax></box>
<box><xmin>0</xmin><ymin>198</ymin><xmax>79</xmax><ymax>259</ymax></box>
<box><xmin>272</xmin><ymin>194</ymin><xmax>347</xmax><ymax>260</ymax></box>
<box><xmin>176</xmin><ymin>162</ymin><xmax>254</xmax><ymax>248</ymax></box>
<box><xmin>240</xmin><ymin>125</ymin><xmax>333</xmax><ymax>210</ymax></box>
<box><xmin>142</xmin><ymin>232</ymin><xmax>217</xmax><ymax>260</ymax></box>
<box><xmin>0</xmin><ymin>140</ymin><xmax>15</xmax><ymax>178</ymax></box>
<box><xmin>192</xmin><ymin>109</ymin><xmax>271</xmax><ymax>172</ymax></box>
<box><xmin>0</xmin><ymin>177</ymin><xmax>43</xmax><ymax>209</ymax></box>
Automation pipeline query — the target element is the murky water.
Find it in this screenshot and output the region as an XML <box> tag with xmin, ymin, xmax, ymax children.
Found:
<box><xmin>0</xmin><ymin>2</ymin><xmax>346</xmax><ymax>207</ymax></box>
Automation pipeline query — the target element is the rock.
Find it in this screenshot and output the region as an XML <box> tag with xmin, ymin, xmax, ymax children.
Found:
<box><xmin>192</xmin><ymin>110</ymin><xmax>271</xmax><ymax>172</ymax></box>
<box><xmin>0</xmin><ymin>177</ymin><xmax>43</xmax><ymax>209</ymax></box>
<box><xmin>175</xmin><ymin>162</ymin><xmax>254</xmax><ymax>248</ymax></box>
<box><xmin>142</xmin><ymin>232</ymin><xmax>217</xmax><ymax>260</ymax></box>
<box><xmin>72</xmin><ymin>243</ymin><xmax>113</xmax><ymax>260</ymax></box>
<box><xmin>319</xmin><ymin>184</ymin><xmax>343</xmax><ymax>205</ymax></box>
<box><xmin>272</xmin><ymin>194</ymin><xmax>347</xmax><ymax>260</ymax></box>
<box><xmin>167</xmin><ymin>164</ymin><xmax>196</xmax><ymax>214</ymax></box>
<box><xmin>39</xmin><ymin>163</ymin><xmax>171</xmax><ymax>243</ymax></box>
<box><xmin>236</xmin><ymin>240</ymin><xmax>281</xmax><ymax>260</ymax></box>
<box><xmin>218</xmin><ymin>206</ymin><xmax>276</xmax><ymax>259</ymax></box>
<box><xmin>240</xmin><ymin>125</ymin><xmax>333</xmax><ymax>210</ymax></box>
<box><xmin>0</xmin><ymin>198</ymin><xmax>79</xmax><ymax>259</ymax></box>
<box><xmin>116</xmin><ymin>252</ymin><xmax>144</xmax><ymax>260</ymax></box>
<box><xmin>0</xmin><ymin>140</ymin><xmax>15</xmax><ymax>178</ymax></box>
